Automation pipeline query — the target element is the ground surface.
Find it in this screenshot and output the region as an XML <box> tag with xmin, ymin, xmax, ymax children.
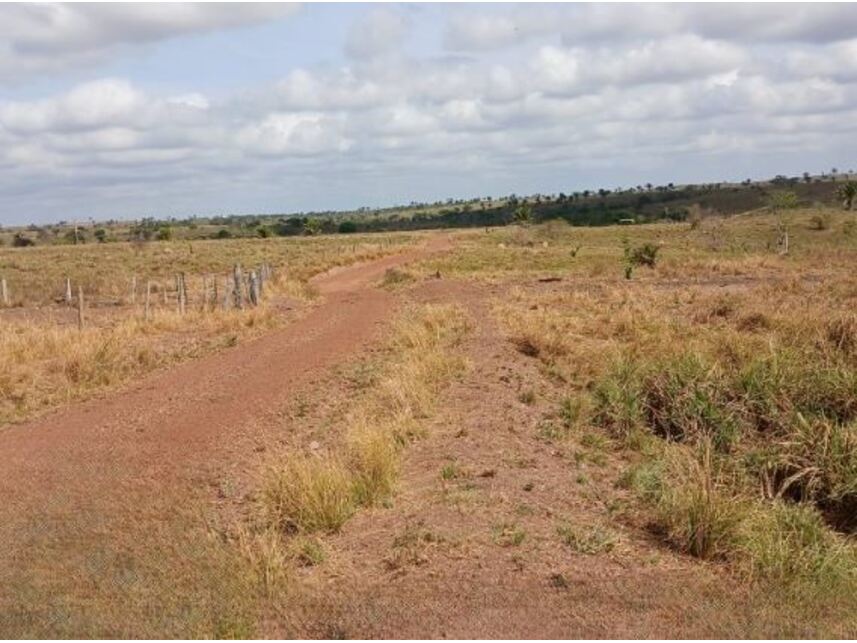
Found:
<box><xmin>1</xmin><ymin>225</ymin><xmax>853</xmax><ymax>638</ymax></box>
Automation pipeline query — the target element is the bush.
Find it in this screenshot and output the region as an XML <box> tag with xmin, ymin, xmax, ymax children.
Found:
<box><xmin>156</xmin><ymin>226</ymin><xmax>173</xmax><ymax>241</ymax></box>
<box><xmin>624</xmin><ymin>242</ymin><xmax>659</xmax><ymax>268</ymax></box>
<box><xmin>338</xmin><ymin>221</ymin><xmax>358</xmax><ymax>234</ymax></box>
<box><xmin>12</xmin><ymin>233</ymin><xmax>35</xmax><ymax>247</ymax></box>
<box><xmin>215</xmin><ymin>228</ymin><xmax>232</xmax><ymax>239</ymax></box>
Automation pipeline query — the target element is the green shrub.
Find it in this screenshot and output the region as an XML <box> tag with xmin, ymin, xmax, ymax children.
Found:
<box><xmin>625</xmin><ymin>242</ymin><xmax>660</xmax><ymax>267</ymax></box>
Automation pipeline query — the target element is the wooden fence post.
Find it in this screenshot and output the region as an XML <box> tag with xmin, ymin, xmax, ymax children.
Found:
<box><xmin>222</xmin><ymin>274</ymin><xmax>232</xmax><ymax>310</ymax></box>
<box><xmin>232</xmin><ymin>264</ymin><xmax>244</xmax><ymax>310</ymax></box>
<box><xmin>179</xmin><ymin>273</ymin><xmax>187</xmax><ymax>315</ymax></box>
<box><xmin>130</xmin><ymin>275</ymin><xmax>137</xmax><ymax>305</ymax></box>
<box><xmin>65</xmin><ymin>277</ymin><xmax>73</xmax><ymax>306</ymax></box>
<box><xmin>77</xmin><ymin>286</ymin><xmax>85</xmax><ymax>330</ymax></box>
<box><xmin>144</xmin><ymin>281</ymin><xmax>152</xmax><ymax>321</ymax></box>
<box><xmin>212</xmin><ymin>275</ymin><xmax>218</xmax><ymax>311</ymax></box>
<box><xmin>1</xmin><ymin>278</ymin><xmax>8</xmax><ymax>307</ymax></box>
<box><xmin>249</xmin><ymin>271</ymin><xmax>259</xmax><ymax>306</ymax></box>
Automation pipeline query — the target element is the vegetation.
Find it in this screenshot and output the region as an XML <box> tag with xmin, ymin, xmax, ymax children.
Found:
<box><xmin>2</xmin><ymin>171</ymin><xmax>851</xmax><ymax>248</ymax></box>
<box><xmin>256</xmin><ymin>304</ymin><xmax>470</xmax><ymax>536</ymax></box>
<box><xmin>422</xmin><ymin>206</ymin><xmax>857</xmax><ymax>631</ymax></box>
<box><xmin>0</xmin><ymin>234</ymin><xmax>418</xmax><ymax>424</ymax></box>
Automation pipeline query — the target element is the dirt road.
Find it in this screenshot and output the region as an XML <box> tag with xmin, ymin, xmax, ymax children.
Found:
<box><xmin>0</xmin><ymin>236</ymin><xmax>447</xmax><ymax>637</ymax></box>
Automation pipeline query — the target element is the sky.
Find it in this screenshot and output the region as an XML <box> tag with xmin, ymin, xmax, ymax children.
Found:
<box><xmin>1</xmin><ymin>3</ymin><xmax>857</xmax><ymax>225</ymax></box>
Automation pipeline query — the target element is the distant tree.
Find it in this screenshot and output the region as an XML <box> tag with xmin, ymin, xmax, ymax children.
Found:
<box><xmin>303</xmin><ymin>218</ymin><xmax>323</xmax><ymax>236</ymax></box>
<box><xmin>156</xmin><ymin>226</ymin><xmax>173</xmax><ymax>241</ymax></box>
<box><xmin>513</xmin><ymin>203</ymin><xmax>533</xmax><ymax>225</ymax></box>
<box><xmin>257</xmin><ymin>226</ymin><xmax>271</xmax><ymax>238</ymax></box>
<box><xmin>215</xmin><ymin>228</ymin><xmax>231</xmax><ymax>239</ymax></box>
<box><xmin>94</xmin><ymin>228</ymin><xmax>108</xmax><ymax>243</ymax></box>
<box><xmin>338</xmin><ymin>220</ymin><xmax>358</xmax><ymax>234</ymax></box>
<box><xmin>803</xmin><ymin>171</ymin><xmax>812</xmax><ymax>184</ymax></box>
<box><xmin>837</xmin><ymin>181</ymin><xmax>857</xmax><ymax>210</ymax></box>
<box><xmin>769</xmin><ymin>190</ymin><xmax>799</xmax><ymax>212</ymax></box>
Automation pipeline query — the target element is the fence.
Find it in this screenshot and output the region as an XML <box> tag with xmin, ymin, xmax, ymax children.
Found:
<box><xmin>0</xmin><ymin>263</ymin><xmax>276</xmax><ymax>330</ymax></box>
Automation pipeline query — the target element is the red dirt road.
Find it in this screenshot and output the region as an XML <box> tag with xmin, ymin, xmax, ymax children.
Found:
<box><xmin>0</xmin><ymin>237</ymin><xmax>447</xmax><ymax>636</ymax></box>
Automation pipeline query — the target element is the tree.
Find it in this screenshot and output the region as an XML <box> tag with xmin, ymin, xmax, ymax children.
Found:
<box><xmin>94</xmin><ymin>228</ymin><xmax>107</xmax><ymax>243</ymax></box>
<box><xmin>303</xmin><ymin>218</ymin><xmax>323</xmax><ymax>236</ymax></box>
<box><xmin>837</xmin><ymin>181</ymin><xmax>857</xmax><ymax>210</ymax></box>
<box><xmin>338</xmin><ymin>220</ymin><xmax>358</xmax><ymax>234</ymax></box>
<box><xmin>769</xmin><ymin>191</ymin><xmax>799</xmax><ymax>212</ymax></box>
<box><xmin>513</xmin><ymin>203</ymin><xmax>532</xmax><ymax>225</ymax></box>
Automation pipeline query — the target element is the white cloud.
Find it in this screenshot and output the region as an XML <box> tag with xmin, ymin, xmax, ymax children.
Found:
<box><xmin>2</xmin><ymin>4</ymin><xmax>857</xmax><ymax>222</ymax></box>
<box><xmin>0</xmin><ymin>3</ymin><xmax>298</xmax><ymax>82</ymax></box>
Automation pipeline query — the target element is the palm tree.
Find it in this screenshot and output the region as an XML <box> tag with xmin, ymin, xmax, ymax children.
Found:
<box><xmin>837</xmin><ymin>181</ymin><xmax>857</xmax><ymax>210</ymax></box>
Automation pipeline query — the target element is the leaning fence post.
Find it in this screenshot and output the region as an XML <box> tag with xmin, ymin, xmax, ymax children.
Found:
<box><xmin>144</xmin><ymin>280</ymin><xmax>152</xmax><ymax>321</ymax></box>
<box><xmin>65</xmin><ymin>277</ymin><xmax>73</xmax><ymax>306</ymax></box>
<box><xmin>222</xmin><ymin>274</ymin><xmax>231</xmax><ymax>310</ymax></box>
<box><xmin>1</xmin><ymin>278</ymin><xmax>8</xmax><ymax>306</ymax></box>
<box><xmin>232</xmin><ymin>264</ymin><xmax>244</xmax><ymax>310</ymax></box>
<box><xmin>77</xmin><ymin>286</ymin><xmax>85</xmax><ymax>330</ymax></box>
<box><xmin>130</xmin><ymin>275</ymin><xmax>137</xmax><ymax>305</ymax></box>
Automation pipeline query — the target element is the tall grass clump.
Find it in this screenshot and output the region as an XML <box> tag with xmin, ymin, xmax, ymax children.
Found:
<box><xmin>642</xmin><ymin>355</ymin><xmax>740</xmax><ymax>451</ymax></box>
<box><xmin>260</xmin><ymin>455</ymin><xmax>355</xmax><ymax>534</ymax></box>
<box><xmin>257</xmin><ymin>304</ymin><xmax>470</xmax><ymax>540</ymax></box>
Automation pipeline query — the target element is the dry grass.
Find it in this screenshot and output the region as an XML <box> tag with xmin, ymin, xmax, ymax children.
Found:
<box><xmin>431</xmin><ymin>207</ymin><xmax>857</xmax><ymax>627</ymax></box>
<box><xmin>0</xmin><ymin>234</ymin><xmax>420</xmax><ymax>426</ymax></box>
<box><xmin>255</xmin><ymin>303</ymin><xmax>470</xmax><ymax>545</ymax></box>
<box><xmin>0</xmin><ymin>302</ymin><xmax>278</xmax><ymax>425</ymax></box>
<box><xmin>0</xmin><ymin>233</ymin><xmax>418</xmax><ymax>305</ymax></box>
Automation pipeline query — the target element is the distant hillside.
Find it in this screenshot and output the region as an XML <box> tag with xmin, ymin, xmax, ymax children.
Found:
<box><xmin>1</xmin><ymin>172</ymin><xmax>853</xmax><ymax>246</ymax></box>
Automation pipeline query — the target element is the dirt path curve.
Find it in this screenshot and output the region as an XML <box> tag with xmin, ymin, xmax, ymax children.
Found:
<box><xmin>0</xmin><ymin>235</ymin><xmax>449</xmax><ymax>634</ymax></box>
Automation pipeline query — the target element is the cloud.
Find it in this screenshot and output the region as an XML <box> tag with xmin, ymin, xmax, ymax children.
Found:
<box><xmin>0</xmin><ymin>3</ymin><xmax>298</xmax><ymax>82</ymax></box>
<box><xmin>344</xmin><ymin>8</ymin><xmax>408</xmax><ymax>59</ymax></box>
<box><xmin>2</xmin><ymin>4</ymin><xmax>857</xmax><ymax>222</ymax></box>
<box><xmin>444</xmin><ymin>4</ymin><xmax>857</xmax><ymax>51</ymax></box>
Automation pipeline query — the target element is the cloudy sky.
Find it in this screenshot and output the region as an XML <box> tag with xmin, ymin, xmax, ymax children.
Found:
<box><xmin>2</xmin><ymin>3</ymin><xmax>857</xmax><ymax>225</ymax></box>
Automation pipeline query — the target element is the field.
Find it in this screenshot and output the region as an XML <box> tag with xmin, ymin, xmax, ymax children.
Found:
<box><xmin>1</xmin><ymin>207</ymin><xmax>856</xmax><ymax>637</ymax></box>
